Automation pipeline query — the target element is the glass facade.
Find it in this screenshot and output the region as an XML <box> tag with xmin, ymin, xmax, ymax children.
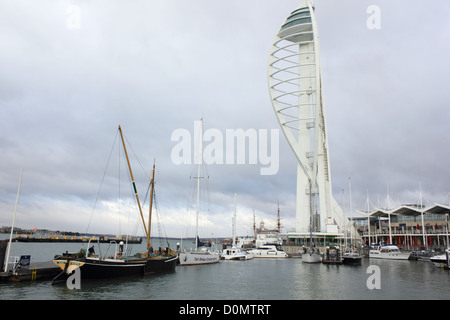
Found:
<box><xmin>391</xmin><ymin>213</ymin><xmax>448</xmax><ymax>223</ymax></box>
<box><xmin>280</xmin><ymin>7</ymin><xmax>312</xmax><ymax>33</ymax></box>
<box><xmin>353</xmin><ymin>211</ymin><xmax>450</xmax><ymax>249</ymax></box>
<box><xmin>280</xmin><ymin>17</ymin><xmax>312</xmax><ymax>33</ymax></box>
<box><xmin>354</xmin><ymin>213</ymin><xmax>449</xmax><ymax>226</ymax></box>
<box><xmin>286</xmin><ymin>10</ymin><xmax>311</xmax><ymax>22</ymax></box>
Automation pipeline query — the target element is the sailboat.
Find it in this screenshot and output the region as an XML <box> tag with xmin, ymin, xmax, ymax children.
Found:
<box><xmin>342</xmin><ymin>178</ymin><xmax>362</xmax><ymax>265</ymax></box>
<box><xmin>221</xmin><ymin>194</ymin><xmax>254</xmax><ymax>261</ymax></box>
<box><xmin>302</xmin><ymin>185</ymin><xmax>321</xmax><ymax>263</ymax></box>
<box><xmin>178</xmin><ymin>120</ymin><xmax>220</xmax><ymax>266</ymax></box>
<box><xmin>301</xmin><ymin>245</ymin><xmax>321</xmax><ymax>263</ymax></box>
<box><xmin>52</xmin><ymin>126</ymin><xmax>178</xmax><ymax>283</ymax></box>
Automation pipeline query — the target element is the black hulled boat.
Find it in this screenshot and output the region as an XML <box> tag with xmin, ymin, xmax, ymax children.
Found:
<box><xmin>52</xmin><ymin>126</ymin><xmax>177</xmax><ymax>284</ymax></box>
<box><xmin>52</xmin><ymin>246</ymin><xmax>177</xmax><ymax>282</ymax></box>
<box><xmin>342</xmin><ymin>248</ymin><xmax>363</xmax><ymax>265</ymax></box>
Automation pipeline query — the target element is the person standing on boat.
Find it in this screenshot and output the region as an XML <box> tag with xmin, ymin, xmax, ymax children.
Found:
<box><xmin>88</xmin><ymin>245</ymin><xmax>95</xmax><ymax>257</ymax></box>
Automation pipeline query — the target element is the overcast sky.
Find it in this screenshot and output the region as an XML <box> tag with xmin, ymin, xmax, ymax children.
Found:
<box><xmin>1</xmin><ymin>0</ymin><xmax>449</xmax><ymax>239</ymax></box>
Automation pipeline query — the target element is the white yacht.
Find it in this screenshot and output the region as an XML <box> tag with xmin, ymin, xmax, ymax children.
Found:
<box><xmin>430</xmin><ymin>249</ymin><xmax>449</xmax><ymax>268</ymax></box>
<box><xmin>221</xmin><ymin>247</ymin><xmax>254</xmax><ymax>260</ymax></box>
<box><xmin>220</xmin><ymin>194</ymin><xmax>254</xmax><ymax>261</ymax></box>
<box><xmin>248</xmin><ymin>244</ymin><xmax>288</xmax><ymax>258</ymax></box>
<box><xmin>369</xmin><ymin>244</ymin><xmax>411</xmax><ymax>260</ymax></box>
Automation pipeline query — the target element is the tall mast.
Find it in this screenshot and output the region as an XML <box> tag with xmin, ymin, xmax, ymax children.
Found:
<box><xmin>349</xmin><ymin>178</ymin><xmax>353</xmax><ymax>246</ymax></box>
<box><xmin>194</xmin><ymin>119</ymin><xmax>203</xmax><ymax>249</ymax></box>
<box><xmin>420</xmin><ymin>183</ymin><xmax>426</xmax><ymax>248</ymax></box>
<box><xmin>365</xmin><ymin>191</ymin><xmax>371</xmax><ymax>245</ymax></box>
<box><xmin>387</xmin><ymin>186</ymin><xmax>392</xmax><ymax>244</ymax></box>
<box><xmin>444</xmin><ymin>214</ymin><xmax>449</xmax><ymax>275</ymax></box>
<box><xmin>277</xmin><ymin>202</ymin><xmax>281</xmax><ymax>233</ymax></box>
<box><xmin>253</xmin><ymin>210</ymin><xmax>256</xmax><ymax>239</ymax></box>
<box><xmin>342</xmin><ymin>189</ymin><xmax>347</xmax><ymax>247</ymax></box>
<box><xmin>232</xmin><ymin>193</ymin><xmax>237</xmax><ymax>248</ymax></box>
<box><xmin>196</xmin><ymin>158</ymin><xmax>201</xmax><ymax>248</ymax></box>
<box><xmin>118</xmin><ymin>125</ymin><xmax>149</xmax><ymax>248</ymax></box>
<box><xmin>309</xmin><ymin>180</ymin><xmax>313</xmax><ymax>250</ymax></box>
<box><xmin>148</xmin><ymin>159</ymin><xmax>156</xmax><ymax>250</ymax></box>
<box><xmin>4</xmin><ymin>169</ymin><xmax>22</xmax><ymax>272</ymax></box>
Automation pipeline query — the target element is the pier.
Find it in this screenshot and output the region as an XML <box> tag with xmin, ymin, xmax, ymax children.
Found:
<box><xmin>13</xmin><ymin>235</ymin><xmax>142</xmax><ymax>244</ymax></box>
<box><xmin>322</xmin><ymin>246</ymin><xmax>343</xmax><ymax>265</ymax></box>
<box><xmin>1</xmin><ymin>240</ymin><xmax>59</xmax><ymax>282</ymax></box>
<box><xmin>0</xmin><ymin>260</ymin><xmax>60</xmax><ymax>282</ymax></box>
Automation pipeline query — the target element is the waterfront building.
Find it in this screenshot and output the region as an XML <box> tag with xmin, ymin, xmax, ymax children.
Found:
<box><xmin>355</xmin><ymin>203</ymin><xmax>450</xmax><ymax>250</ymax></box>
<box><xmin>254</xmin><ymin>221</ymin><xmax>282</xmax><ymax>248</ymax></box>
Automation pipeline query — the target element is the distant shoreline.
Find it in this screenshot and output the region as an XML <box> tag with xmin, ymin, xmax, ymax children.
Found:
<box><xmin>0</xmin><ymin>229</ymin><xmax>229</xmax><ymax>242</ymax></box>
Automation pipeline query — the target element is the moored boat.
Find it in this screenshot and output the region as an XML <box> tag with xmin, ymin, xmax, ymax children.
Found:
<box><xmin>430</xmin><ymin>249</ymin><xmax>450</xmax><ymax>268</ymax></box>
<box><xmin>342</xmin><ymin>248</ymin><xmax>362</xmax><ymax>265</ymax></box>
<box><xmin>368</xmin><ymin>244</ymin><xmax>411</xmax><ymax>260</ymax></box>
<box><xmin>52</xmin><ymin>126</ymin><xmax>178</xmax><ymax>283</ymax></box>
<box><xmin>178</xmin><ymin>119</ymin><xmax>220</xmax><ymax>266</ymax></box>
<box><xmin>220</xmin><ymin>193</ymin><xmax>254</xmax><ymax>261</ymax></box>
<box><xmin>221</xmin><ymin>247</ymin><xmax>254</xmax><ymax>260</ymax></box>
<box><xmin>301</xmin><ymin>246</ymin><xmax>321</xmax><ymax>263</ymax></box>
<box><xmin>410</xmin><ymin>249</ymin><xmax>436</xmax><ymax>261</ymax></box>
<box><xmin>179</xmin><ymin>248</ymin><xmax>221</xmax><ymax>266</ymax></box>
<box><xmin>302</xmin><ymin>252</ymin><xmax>321</xmax><ymax>263</ymax></box>
<box><xmin>53</xmin><ymin>244</ymin><xmax>177</xmax><ymax>282</ymax></box>
<box><xmin>248</xmin><ymin>244</ymin><xmax>288</xmax><ymax>258</ymax></box>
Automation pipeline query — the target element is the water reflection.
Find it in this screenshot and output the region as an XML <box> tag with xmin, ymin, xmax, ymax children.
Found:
<box><xmin>1</xmin><ymin>235</ymin><xmax>450</xmax><ymax>300</ymax></box>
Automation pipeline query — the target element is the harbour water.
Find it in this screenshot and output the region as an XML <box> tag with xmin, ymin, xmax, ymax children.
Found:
<box><xmin>1</xmin><ymin>234</ymin><xmax>450</xmax><ymax>301</ymax></box>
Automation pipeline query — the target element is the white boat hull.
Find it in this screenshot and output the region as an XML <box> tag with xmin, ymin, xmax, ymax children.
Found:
<box><xmin>369</xmin><ymin>251</ymin><xmax>410</xmax><ymax>260</ymax></box>
<box><xmin>222</xmin><ymin>248</ymin><xmax>254</xmax><ymax>260</ymax></box>
<box><xmin>248</xmin><ymin>247</ymin><xmax>288</xmax><ymax>258</ymax></box>
<box><xmin>251</xmin><ymin>253</ymin><xmax>287</xmax><ymax>258</ymax></box>
<box><xmin>431</xmin><ymin>258</ymin><xmax>447</xmax><ymax>268</ymax></box>
<box><xmin>302</xmin><ymin>253</ymin><xmax>321</xmax><ymax>263</ymax></box>
<box><xmin>429</xmin><ymin>249</ymin><xmax>449</xmax><ymax>268</ymax></box>
<box><xmin>222</xmin><ymin>255</ymin><xmax>244</xmax><ymax>260</ymax></box>
<box><xmin>369</xmin><ymin>245</ymin><xmax>411</xmax><ymax>260</ymax></box>
<box><xmin>222</xmin><ymin>253</ymin><xmax>254</xmax><ymax>260</ymax></box>
<box><xmin>178</xmin><ymin>252</ymin><xmax>220</xmax><ymax>266</ymax></box>
<box><xmin>430</xmin><ymin>254</ymin><xmax>449</xmax><ymax>268</ymax></box>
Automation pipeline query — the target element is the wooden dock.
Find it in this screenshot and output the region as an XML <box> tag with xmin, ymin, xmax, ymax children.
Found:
<box><xmin>322</xmin><ymin>246</ymin><xmax>343</xmax><ymax>265</ymax></box>
<box><xmin>0</xmin><ymin>261</ymin><xmax>60</xmax><ymax>282</ymax></box>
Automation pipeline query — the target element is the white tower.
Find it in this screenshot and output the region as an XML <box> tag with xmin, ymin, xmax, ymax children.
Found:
<box><xmin>268</xmin><ymin>0</ymin><xmax>347</xmax><ymax>234</ymax></box>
